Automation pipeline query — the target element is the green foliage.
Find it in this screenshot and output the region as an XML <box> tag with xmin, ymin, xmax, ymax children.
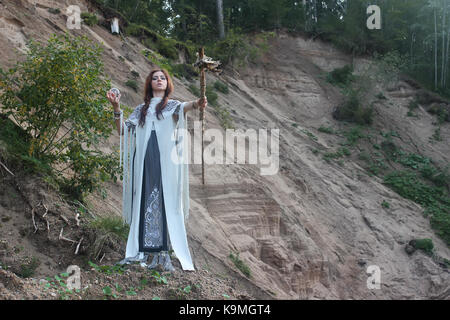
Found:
<box><xmin>430</xmin><ymin>127</ymin><xmax>442</xmax><ymax>141</ymax></box>
<box><xmin>428</xmin><ymin>104</ymin><xmax>450</xmax><ymax>124</ymax></box>
<box><xmin>214</xmin><ymin>80</ymin><xmax>229</xmax><ymax>94</ymax></box>
<box><xmin>42</xmin><ymin>272</ymin><xmax>78</xmax><ymax>300</ymax></box>
<box><xmin>171</xmin><ymin>63</ymin><xmax>198</xmax><ymax>80</ymax></box>
<box><xmin>229</xmin><ymin>252</ymin><xmax>251</xmax><ymax>278</ymax></box>
<box><xmin>376</xmin><ymin>92</ymin><xmax>387</xmax><ymax>100</ymax></box>
<box><xmin>300</xmin><ymin>129</ymin><xmax>318</xmax><ymax>141</ymax></box>
<box><xmin>207</xmin><ymin>29</ymin><xmax>274</xmax><ymax>68</ymax></box>
<box><xmin>125</xmin><ymin>288</ymin><xmax>137</xmax><ymax>296</ymax></box>
<box><xmin>102</xmin><ymin>286</ymin><xmax>118</xmax><ymax>299</ymax></box>
<box><xmin>383</xmin><ymin>171</ymin><xmax>450</xmax><ymax>245</ymax></box>
<box><xmin>127</xmin><ymin>23</ymin><xmax>193</xmax><ymax>62</ymax></box>
<box><xmin>410</xmin><ymin>239</ymin><xmax>434</xmax><ymax>255</ymax></box>
<box><xmin>211</xmin><ymin>104</ymin><xmax>234</xmax><ymax>130</ymax></box>
<box><xmin>141</xmin><ymin>49</ymin><xmax>174</xmax><ymax>77</ymax></box>
<box><xmin>333</xmin><ymin>90</ymin><xmax>373</xmax><ymax>125</ymax></box>
<box><xmin>323</xmin><ymin>147</ymin><xmax>351</xmax><ymax>163</ymax></box>
<box><xmin>318</xmin><ymin>126</ymin><xmax>335</xmax><ymax>134</ymax></box>
<box><xmin>81</xmin><ymin>12</ymin><xmax>98</xmax><ymax>26</ymax></box>
<box><xmin>419</xmin><ymin>163</ymin><xmax>450</xmax><ymax>189</ymax></box>
<box><xmin>205</xmin><ymin>86</ymin><xmax>218</xmax><ymax>106</ymax></box>
<box><xmin>408</xmin><ymin>100</ymin><xmax>419</xmax><ymax>111</ymax></box>
<box><xmin>125</xmin><ymin>79</ymin><xmax>138</xmax><ymax>92</ymax></box>
<box><xmin>341</xmin><ymin>126</ymin><xmax>367</xmax><ymax>146</ymax></box>
<box><xmin>327</xmin><ymin>65</ymin><xmax>354</xmax><ymax>87</ymax></box>
<box><xmin>88</xmin><ymin>261</ymin><xmax>126</xmax><ymax>275</ymax></box>
<box><xmin>48</xmin><ymin>8</ymin><xmax>60</xmax><ymax>14</ymax></box>
<box><xmin>188</xmin><ymin>84</ymin><xmax>200</xmax><ymax>97</ymax></box>
<box><xmin>130</xmin><ymin>70</ymin><xmax>140</xmax><ymax>78</ymax></box>
<box><xmin>0</xmin><ymin>33</ymin><xmax>119</xmax><ymax>202</ymax></box>
<box><xmin>88</xmin><ymin>216</ymin><xmax>129</xmax><ymax>240</ymax></box>
<box><xmin>18</xmin><ymin>257</ymin><xmax>40</xmax><ymax>278</ymax></box>
<box><xmin>150</xmin><ymin>270</ymin><xmax>168</xmax><ymax>285</ymax></box>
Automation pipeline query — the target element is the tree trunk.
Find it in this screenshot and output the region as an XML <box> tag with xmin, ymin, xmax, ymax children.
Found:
<box><xmin>410</xmin><ymin>32</ymin><xmax>415</xmax><ymax>69</ymax></box>
<box><xmin>441</xmin><ymin>0</ymin><xmax>447</xmax><ymax>87</ymax></box>
<box><xmin>130</xmin><ymin>0</ymin><xmax>140</xmax><ymax>22</ymax></box>
<box><xmin>445</xmin><ymin>26</ymin><xmax>450</xmax><ymax>86</ymax></box>
<box><xmin>181</xmin><ymin>0</ymin><xmax>187</xmax><ymax>39</ymax></box>
<box><xmin>216</xmin><ymin>0</ymin><xmax>225</xmax><ymax>39</ymax></box>
<box><xmin>435</xmin><ymin>6</ymin><xmax>438</xmax><ymax>90</ymax></box>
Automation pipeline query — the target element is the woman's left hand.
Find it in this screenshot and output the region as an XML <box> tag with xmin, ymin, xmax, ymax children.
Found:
<box><xmin>197</xmin><ymin>96</ymin><xmax>207</xmax><ymax>109</ymax></box>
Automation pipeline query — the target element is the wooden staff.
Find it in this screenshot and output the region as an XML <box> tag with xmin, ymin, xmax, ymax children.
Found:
<box><xmin>194</xmin><ymin>47</ymin><xmax>221</xmax><ymax>185</ymax></box>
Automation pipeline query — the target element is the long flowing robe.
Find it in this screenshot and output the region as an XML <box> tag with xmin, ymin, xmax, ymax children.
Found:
<box><xmin>119</xmin><ymin>97</ymin><xmax>194</xmax><ymax>271</ymax></box>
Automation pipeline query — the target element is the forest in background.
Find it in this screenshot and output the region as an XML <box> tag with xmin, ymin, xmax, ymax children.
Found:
<box><xmin>89</xmin><ymin>0</ymin><xmax>450</xmax><ymax>99</ymax></box>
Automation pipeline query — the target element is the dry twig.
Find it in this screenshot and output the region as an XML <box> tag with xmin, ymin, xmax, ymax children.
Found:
<box><xmin>31</xmin><ymin>207</ymin><xmax>38</xmax><ymax>233</ymax></box>
<box><xmin>75</xmin><ymin>237</ymin><xmax>84</xmax><ymax>255</ymax></box>
<box><xmin>58</xmin><ymin>228</ymin><xmax>77</xmax><ymax>244</ymax></box>
<box><xmin>0</xmin><ymin>160</ymin><xmax>14</xmax><ymax>176</ymax></box>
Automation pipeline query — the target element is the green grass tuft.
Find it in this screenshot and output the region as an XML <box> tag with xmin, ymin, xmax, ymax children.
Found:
<box><xmin>229</xmin><ymin>252</ymin><xmax>251</xmax><ymax>278</ymax></box>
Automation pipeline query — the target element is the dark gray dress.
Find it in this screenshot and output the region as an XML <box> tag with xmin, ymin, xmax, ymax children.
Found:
<box><xmin>132</xmin><ymin>127</ymin><xmax>170</xmax><ymax>253</ymax></box>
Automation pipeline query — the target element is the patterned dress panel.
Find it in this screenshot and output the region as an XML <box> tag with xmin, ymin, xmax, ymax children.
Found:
<box><xmin>143</xmin><ymin>186</ymin><xmax>163</xmax><ymax>248</ymax></box>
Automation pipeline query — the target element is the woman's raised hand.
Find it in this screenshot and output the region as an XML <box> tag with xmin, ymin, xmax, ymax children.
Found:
<box><xmin>197</xmin><ymin>96</ymin><xmax>207</xmax><ymax>109</ymax></box>
<box><xmin>107</xmin><ymin>89</ymin><xmax>121</xmax><ymax>109</ymax></box>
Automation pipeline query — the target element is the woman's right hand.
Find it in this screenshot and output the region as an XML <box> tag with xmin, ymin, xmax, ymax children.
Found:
<box><xmin>107</xmin><ymin>89</ymin><xmax>121</xmax><ymax>110</ymax></box>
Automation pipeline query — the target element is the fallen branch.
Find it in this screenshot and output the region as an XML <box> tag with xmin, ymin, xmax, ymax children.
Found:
<box><xmin>58</xmin><ymin>228</ymin><xmax>77</xmax><ymax>244</ymax></box>
<box><xmin>60</xmin><ymin>214</ymin><xmax>69</xmax><ymax>224</ymax></box>
<box><xmin>31</xmin><ymin>207</ymin><xmax>38</xmax><ymax>233</ymax></box>
<box><xmin>42</xmin><ymin>203</ymin><xmax>49</xmax><ymax>218</ymax></box>
<box><xmin>75</xmin><ymin>213</ymin><xmax>80</xmax><ymax>227</ymax></box>
<box><xmin>75</xmin><ymin>237</ymin><xmax>84</xmax><ymax>255</ymax></box>
<box><xmin>0</xmin><ymin>160</ymin><xmax>14</xmax><ymax>176</ymax></box>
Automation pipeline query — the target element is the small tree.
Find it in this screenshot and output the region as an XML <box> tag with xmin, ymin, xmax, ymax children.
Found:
<box><xmin>0</xmin><ymin>32</ymin><xmax>119</xmax><ymax>201</ymax></box>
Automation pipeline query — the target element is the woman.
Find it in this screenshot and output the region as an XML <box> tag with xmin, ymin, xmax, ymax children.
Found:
<box><xmin>107</xmin><ymin>69</ymin><xmax>207</xmax><ymax>271</ymax></box>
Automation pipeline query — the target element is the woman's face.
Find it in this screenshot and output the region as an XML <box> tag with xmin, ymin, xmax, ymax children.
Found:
<box><xmin>151</xmin><ymin>71</ymin><xmax>168</xmax><ymax>93</ymax></box>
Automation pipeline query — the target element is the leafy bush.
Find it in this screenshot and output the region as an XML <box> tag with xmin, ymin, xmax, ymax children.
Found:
<box><xmin>229</xmin><ymin>252</ymin><xmax>251</xmax><ymax>278</ymax></box>
<box><xmin>383</xmin><ymin>171</ymin><xmax>450</xmax><ymax>245</ymax></box>
<box><xmin>156</xmin><ymin>37</ymin><xmax>179</xmax><ymax>61</ymax></box>
<box><xmin>205</xmin><ymin>86</ymin><xmax>218</xmax><ymax>106</ymax></box>
<box><xmin>0</xmin><ymin>33</ymin><xmax>119</xmax><ymax>201</ymax></box>
<box><xmin>188</xmin><ymin>84</ymin><xmax>200</xmax><ymax>97</ymax></box>
<box><xmin>332</xmin><ymin>90</ymin><xmax>373</xmax><ymax>125</ymax></box>
<box><xmin>88</xmin><ymin>216</ymin><xmax>129</xmax><ymax>240</ymax></box>
<box><xmin>318</xmin><ymin>126</ymin><xmax>335</xmax><ymax>134</ymax></box>
<box><xmin>48</xmin><ymin>8</ymin><xmax>60</xmax><ymax>14</ymax></box>
<box><xmin>125</xmin><ymin>79</ymin><xmax>138</xmax><ymax>92</ymax></box>
<box><xmin>81</xmin><ymin>12</ymin><xmax>98</xmax><ymax>26</ymax></box>
<box><xmin>211</xmin><ymin>104</ymin><xmax>234</xmax><ymax>129</ymax></box>
<box><xmin>171</xmin><ymin>63</ymin><xmax>198</xmax><ymax>80</ymax></box>
<box><xmin>141</xmin><ymin>49</ymin><xmax>174</xmax><ymax>76</ymax></box>
<box><xmin>18</xmin><ymin>257</ymin><xmax>40</xmax><ymax>278</ymax></box>
<box><xmin>207</xmin><ymin>29</ymin><xmax>274</xmax><ymax>67</ymax></box>
<box><xmin>327</xmin><ymin>65</ymin><xmax>354</xmax><ymax>87</ymax></box>
<box><xmin>214</xmin><ymin>80</ymin><xmax>229</xmax><ymax>94</ymax></box>
<box><xmin>126</xmin><ymin>23</ymin><xmax>189</xmax><ymax>61</ymax></box>
<box><xmin>130</xmin><ymin>70</ymin><xmax>139</xmax><ymax>78</ymax></box>
<box><xmin>410</xmin><ymin>239</ymin><xmax>434</xmax><ymax>255</ymax></box>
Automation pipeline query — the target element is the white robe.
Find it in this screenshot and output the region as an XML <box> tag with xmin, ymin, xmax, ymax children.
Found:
<box><xmin>120</xmin><ymin>97</ymin><xmax>194</xmax><ymax>271</ymax></box>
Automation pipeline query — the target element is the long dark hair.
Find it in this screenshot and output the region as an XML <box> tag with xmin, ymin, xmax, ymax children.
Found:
<box><xmin>138</xmin><ymin>68</ymin><xmax>174</xmax><ymax>127</ymax></box>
